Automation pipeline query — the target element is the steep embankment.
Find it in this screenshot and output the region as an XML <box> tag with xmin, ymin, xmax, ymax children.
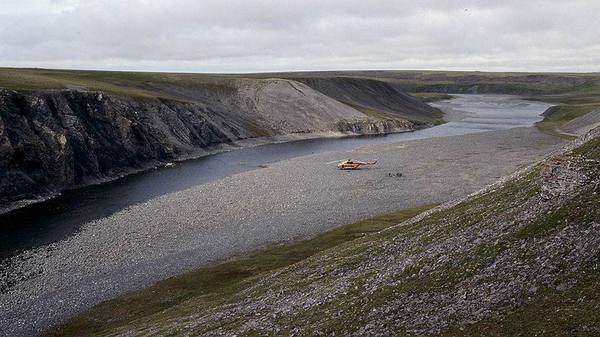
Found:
<box><xmin>536</xmin><ymin>105</ymin><xmax>600</xmax><ymax>139</ymax></box>
<box><xmin>560</xmin><ymin>109</ymin><xmax>600</xmax><ymax>135</ymax></box>
<box><xmin>0</xmin><ymin>72</ymin><xmax>438</xmax><ymax>213</ymax></box>
<box><xmin>297</xmin><ymin>77</ymin><xmax>444</xmax><ymax>122</ymax></box>
<box><xmin>231</xmin><ymin>78</ymin><xmax>416</xmax><ymax>134</ymax></box>
<box><xmin>53</xmin><ymin>127</ymin><xmax>599</xmax><ymax>336</ymax></box>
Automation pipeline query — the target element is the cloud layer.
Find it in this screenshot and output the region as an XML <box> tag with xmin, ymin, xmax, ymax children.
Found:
<box><xmin>1</xmin><ymin>0</ymin><xmax>599</xmax><ymax>72</ymax></box>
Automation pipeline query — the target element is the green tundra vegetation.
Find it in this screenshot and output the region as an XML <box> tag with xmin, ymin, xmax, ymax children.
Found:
<box><xmin>0</xmin><ymin>67</ymin><xmax>236</xmax><ymax>100</ymax></box>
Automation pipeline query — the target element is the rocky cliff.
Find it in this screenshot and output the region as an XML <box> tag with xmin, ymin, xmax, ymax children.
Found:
<box><xmin>0</xmin><ymin>76</ymin><xmax>438</xmax><ymax>213</ymax></box>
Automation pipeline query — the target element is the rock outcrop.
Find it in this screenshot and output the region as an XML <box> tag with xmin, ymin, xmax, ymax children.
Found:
<box><xmin>0</xmin><ymin>77</ymin><xmax>437</xmax><ymax>212</ymax></box>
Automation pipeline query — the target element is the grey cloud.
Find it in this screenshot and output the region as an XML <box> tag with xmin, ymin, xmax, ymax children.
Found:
<box><xmin>0</xmin><ymin>0</ymin><xmax>598</xmax><ymax>72</ymax></box>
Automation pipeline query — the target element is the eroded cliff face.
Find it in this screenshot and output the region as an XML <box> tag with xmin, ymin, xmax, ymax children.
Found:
<box><xmin>298</xmin><ymin>77</ymin><xmax>444</xmax><ymax>122</ymax></box>
<box><xmin>0</xmin><ymin>78</ymin><xmax>433</xmax><ymax>212</ymax></box>
<box><xmin>234</xmin><ymin>79</ymin><xmax>367</xmax><ymax>133</ymax></box>
<box><xmin>0</xmin><ymin>89</ymin><xmax>254</xmax><ymax>210</ymax></box>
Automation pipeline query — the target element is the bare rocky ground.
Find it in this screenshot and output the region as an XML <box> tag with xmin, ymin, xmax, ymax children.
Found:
<box><xmin>0</xmin><ymin>125</ymin><xmax>564</xmax><ymax>336</ymax></box>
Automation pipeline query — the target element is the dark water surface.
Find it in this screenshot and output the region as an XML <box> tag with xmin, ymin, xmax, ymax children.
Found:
<box><xmin>0</xmin><ymin>95</ymin><xmax>552</xmax><ymax>258</ymax></box>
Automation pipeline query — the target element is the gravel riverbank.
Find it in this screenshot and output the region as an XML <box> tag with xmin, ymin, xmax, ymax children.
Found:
<box><xmin>0</xmin><ymin>125</ymin><xmax>564</xmax><ymax>336</ymax></box>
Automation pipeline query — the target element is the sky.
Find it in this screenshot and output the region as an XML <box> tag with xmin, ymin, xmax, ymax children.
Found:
<box><xmin>1</xmin><ymin>0</ymin><xmax>599</xmax><ymax>73</ymax></box>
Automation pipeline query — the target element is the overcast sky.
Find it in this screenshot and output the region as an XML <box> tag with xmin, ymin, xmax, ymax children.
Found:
<box><xmin>1</xmin><ymin>0</ymin><xmax>599</xmax><ymax>73</ymax></box>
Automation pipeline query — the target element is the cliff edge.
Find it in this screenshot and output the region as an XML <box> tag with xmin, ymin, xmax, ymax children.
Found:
<box><xmin>0</xmin><ymin>71</ymin><xmax>440</xmax><ymax>213</ymax></box>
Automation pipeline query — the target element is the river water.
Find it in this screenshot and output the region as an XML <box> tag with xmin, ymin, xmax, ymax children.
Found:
<box><xmin>0</xmin><ymin>94</ymin><xmax>552</xmax><ymax>259</ymax></box>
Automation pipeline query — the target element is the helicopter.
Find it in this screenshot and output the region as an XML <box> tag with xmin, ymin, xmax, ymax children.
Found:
<box><xmin>336</xmin><ymin>159</ymin><xmax>377</xmax><ymax>170</ymax></box>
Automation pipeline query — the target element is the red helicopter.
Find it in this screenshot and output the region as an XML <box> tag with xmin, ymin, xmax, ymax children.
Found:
<box><xmin>336</xmin><ymin>159</ymin><xmax>377</xmax><ymax>170</ymax></box>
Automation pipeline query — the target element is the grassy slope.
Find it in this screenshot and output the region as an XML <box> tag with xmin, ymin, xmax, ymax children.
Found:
<box><xmin>534</xmin><ymin>105</ymin><xmax>600</xmax><ymax>140</ymax></box>
<box><xmin>442</xmin><ymin>268</ymin><xmax>600</xmax><ymax>337</ymax></box>
<box><xmin>0</xmin><ymin>67</ymin><xmax>236</xmax><ymax>100</ymax></box>
<box><xmin>535</xmin><ymin>105</ymin><xmax>600</xmax><ymax>140</ymax></box>
<box><xmin>410</xmin><ymin>92</ymin><xmax>453</xmax><ymax>103</ymax></box>
<box><xmin>47</xmin><ymin>204</ymin><xmax>437</xmax><ymax>336</ymax></box>
<box><xmin>439</xmin><ymin>138</ymin><xmax>600</xmax><ymax>336</ymax></box>
<box><xmin>50</xmin><ymin>132</ymin><xmax>600</xmax><ymax>336</ymax></box>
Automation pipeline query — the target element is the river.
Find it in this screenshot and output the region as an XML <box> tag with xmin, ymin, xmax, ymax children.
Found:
<box><xmin>0</xmin><ymin>94</ymin><xmax>551</xmax><ymax>259</ymax></box>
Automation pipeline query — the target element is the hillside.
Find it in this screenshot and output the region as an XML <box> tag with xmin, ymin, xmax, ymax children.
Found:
<box><xmin>0</xmin><ymin>68</ymin><xmax>441</xmax><ymax>213</ymax></box>
<box><xmin>263</xmin><ymin>70</ymin><xmax>600</xmax><ymax>139</ymax></box>
<box><xmin>256</xmin><ymin>70</ymin><xmax>598</xmax><ymax>96</ymax></box>
<box><xmin>295</xmin><ymin>77</ymin><xmax>443</xmax><ymax>122</ymax></box>
<box><xmin>50</xmin><ymin>126</ymin><xmax>600</xmax><ymax>336</ymax></box>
